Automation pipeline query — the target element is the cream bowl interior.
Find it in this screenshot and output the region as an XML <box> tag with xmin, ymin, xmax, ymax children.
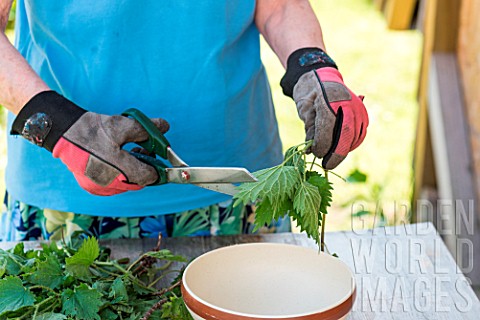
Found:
<box><xmin>182</xmin><ymin>243</ymin><xmax>355</xmax><ymax>318</ymax></box>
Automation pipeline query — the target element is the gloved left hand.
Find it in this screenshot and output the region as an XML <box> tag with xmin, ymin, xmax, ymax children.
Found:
<box><xmin>281</xmin><ymin>48</ymin><xmax>369</xmax><ymax>169</ymax></box>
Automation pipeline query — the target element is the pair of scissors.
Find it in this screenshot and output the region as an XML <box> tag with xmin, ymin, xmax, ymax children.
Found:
<box><xmin>122</xmin><ymin>108</ymin><xmax>257</xmax><ymax>196</ymax></box>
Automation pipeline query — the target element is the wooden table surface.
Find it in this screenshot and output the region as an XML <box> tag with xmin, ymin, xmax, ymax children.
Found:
<box><xmin>2</xmin><ymin>222</ymin><xmax>479</xmax><ymax>319</ymax></box>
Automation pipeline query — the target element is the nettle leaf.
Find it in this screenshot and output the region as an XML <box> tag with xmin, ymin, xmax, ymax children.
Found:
<box><xmin>61</xmin><ymin>283</ymin><xmax>103</xmax><ymax>320</ymax></box>
<box><xmin>284</xmin><ymin>146</ymin><xmax>305</xmax><ymax>174</ymax></box>
<box><xmin>111</xmin><ymin>302</ymin><xmax>134</xmax><ymax>314</ymax></box>
<box><xmin>66</xmin><ymin>237</ymin><xmax>99</xmax><ymax>280</ymax></box>
<box><xmin>108</xmin><ymin>278</ymin><xmax>128</xmax><ymax>303</ymax></box>
<box><xmin>252</xmin><ymin>198</ymin><xmax>275</xmax><ymax>231</ymax></box>
<box><xmin>99</xmin><ymin>308</ymin><xmax>119</xmax><ymax>320</ymax></box>
<box><xmin>36</xmin><ymin>313</ymin><xmax>67</xmax><ymax>320</ymax></box>
<box><xmin>262</xmin><ymin>166</ymin><xmax>301</xmax><ymax>204</ymax></box>
<box><xmin>234</xmin><ymin>165</ymin><xmax>301</xmax><ymax>207</ymax></box>
<box><xmin>293</xmin><ymin>181</ymin><xmax>321</xmax><ymax>216</ymax></box>
<box><xmin>0</xmin><ymin>307</ymin><xmax>36</xmax><ymax>319</ymax></box>
<box><xmin>273</xmin><ymin>197</ymin><xmax>294</xmax><ymax>220</ymax></box>
<box><xmin>92</xmin><ymin>280</ymin><xmax>111</xmax><ymax>295</ymax></box>
<box><xmin>307</xmin><ymin>174</ymin><xmax>333</xmax><ymax>214</ymax></box>
<box><xmin>234</xmin><ymin>167</ymin><xmax>278</xmax><ymax>205</ymax></box>
<box><xmin>29</xmin><ymin>254</ymin><xmax>64</xmax><ymax>289</ymax></box>
<box><xmin>0</xmin><ymin>227</ymin><xmax>191</xmax><ymax>320</ymax></box>
<box><xmin>254</xmin><ymin>195</ymin><xmax>295</xmax><ymax>231</ymax></box>
<box><xmin>0</xmin><ymin>250</ymin><xmax>25</xmax><ymax>276</ymax></box>
<box><xmin>0</xmin><ymin>257</ymin><xmax>7</xmax><ymax>278</ymax></box>
<box><xmin>293</xmin><ymin>181</ymin><xmax>321</xmax><ymax>243</ymax></box>
<box><xmin>25</xmin><ymin>249</ymin><xmax>39</xmax><ymax>260</ymax></box>
<box><xmin>41</xmin><ymin>241</ymin><xmax>64</xmax><ymax>257</ymax></box>
<box><xmin>21</xmin><ymin>258</ymin><xmax>37</xmax><ymax>274</ymax></box>
<box><xmin>144</xmin><ymin>250</ymin><xmax>187</xmax><ymax>262</ymax></box>
<box><xmin>0</xmin><ymin>277</ymin><xmax>35</xmax><ymax>314</ymax></box>
<box><xmin>62</xmin><ymin>274</ymin><xmax>76</xmax><ymax>288</ymax></box>
<box><xmin>161</xmin><ymin>296</ymin><xmax>194</xmax><ymax>320</ymax></box>
<box><xmin>12</xmin><ymin>243</ymin><xmax>25</xmax><ymax>257</ymax></box>
<box><xmin>132</xmin><ymin>281</ymin><xmax>154</xmax><ymax>295</ymax></box>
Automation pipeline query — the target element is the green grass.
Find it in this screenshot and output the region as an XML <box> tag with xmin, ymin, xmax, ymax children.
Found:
<box><xmin>0</xmin><ymin>0</ymin><xmax>422</xmax><ymax>231</ymax></box>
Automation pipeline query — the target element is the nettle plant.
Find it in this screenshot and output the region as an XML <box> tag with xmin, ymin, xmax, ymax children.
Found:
<box><xmin>234</xmin><ymin>141</ymin><xmax>334</xmax><ymax>251</ymax></box>
<box><xmin>0</xmin><ymin>235</ymin><xmax>192</xmax><ymax>320</ymax></box>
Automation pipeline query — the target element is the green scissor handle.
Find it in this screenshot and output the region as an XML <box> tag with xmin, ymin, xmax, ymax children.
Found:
<box><xmin>122</xmin><ymin>108</ymin><xmax>171</xmax><ymax>185</ymax></box>
<box><xmin>129</xmin><ymin>152</ymin><xmax>168</xmax><ymax>185</ymax></box>
<box><xmin>122</xmin><ymin>108</ymin><xmax>170</xmax><ymax>159</ymax></box>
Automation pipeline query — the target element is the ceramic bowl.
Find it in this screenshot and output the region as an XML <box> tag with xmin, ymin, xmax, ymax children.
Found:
<box><xmin>181</xmin><ymin>243</ymin><xmax>356</xmax><ymax>320</ymax></box>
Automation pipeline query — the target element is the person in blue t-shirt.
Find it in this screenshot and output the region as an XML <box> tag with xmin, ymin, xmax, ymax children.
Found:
<box><xmin>0</xmin><ymin>1</ymin><xmax>368</xmax><ymax>241</ymax></box>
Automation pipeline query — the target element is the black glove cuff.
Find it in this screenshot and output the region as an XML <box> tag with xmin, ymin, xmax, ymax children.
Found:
<box><xmin>11</xmin><ymin>91</ymin><xmax>87</xmax><ymax>152</ymax></box>
<box><xmin>280</xmin><ymin>47</ymin><xmax>338</xmax><ymax>98</ymax></box>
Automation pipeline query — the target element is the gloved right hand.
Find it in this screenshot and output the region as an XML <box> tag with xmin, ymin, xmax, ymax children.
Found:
<box><xmin>11</xmin><ymin>91</ymin><xmax>169</xmax><ymax>196</ymax></box>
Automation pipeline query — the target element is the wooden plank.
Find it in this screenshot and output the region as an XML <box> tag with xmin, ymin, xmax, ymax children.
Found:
<box><xmin>414</xmin><ymin>0</ymin><xmax>438</xmax><ymax>208</ymax></box>
<box><xmin>427</xmin><ymin>53</ymin><xmax>480</xmax><ymax>285</ymax></box>
<box><xmin>412</xmin><ymin>88</ymin><xmax>430</xmax><ymax>214</ymax></box>
<box><xmin>412</xmin><ymin>118</ymin><xmax>437</xmax><ymax>223</ymax></box>
<box><xmin>414</xmin><ymin>0</ymin><xmax>461</xmax><ymax>214</ymax></box>
<box><xmin>417</xmin><ymin>0</ymin><xmax>460</xmax><ymax>123</ymax></box>
<box><xmin>384</xmin><ymin>0</ymin><xmax>417</xmax><ymax>30</ymax></box>
<box><xmin>2</xmin><ymin>224</ymin><xmax>480</xmax><ymax>318</ymax></box>
<box><xmin>417</xmin><ymin>0</ymin><xmax>461</xmax><ymax>119</ymax></box>
<box><xmin>432</xmin><ymin>0</ymin><xmax>460</xmax><ymax>52</ymax></box>
<box><xmin>458</xmin><ymin>0</ymin><xmax>480</xmax><ymax>208</ymax></box>
<box><xmin>413</xmin><ymin>0</ymin><xmax>428</xmax><ymax>31</ymax></box>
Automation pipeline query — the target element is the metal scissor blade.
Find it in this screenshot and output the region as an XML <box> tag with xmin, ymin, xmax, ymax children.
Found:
<box><xmin>193</xmin><ymin>183</ymin><xmax>239</xmax><ymax>196</ymax></box>
<box><xmin>166</xmin><ymin>167</ymin><xmax>257</xmax><ymax>184</ymax></box>
<box><xmin>166</xmin><ymin>148</ymin><xmax>188</xmax><ymax>167</ymax></box>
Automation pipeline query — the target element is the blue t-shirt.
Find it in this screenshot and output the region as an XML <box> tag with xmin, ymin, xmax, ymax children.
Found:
<box><xmin>6</xmin><ymin>0</ymin><xmax>283</xmax><ymax>216</ymax></box>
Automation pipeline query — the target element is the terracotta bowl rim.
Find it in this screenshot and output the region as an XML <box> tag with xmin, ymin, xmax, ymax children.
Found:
<box><xmin>181</xmin><ymin>242</ymin><xmax>356</xmax><ymax>319</ymax></box>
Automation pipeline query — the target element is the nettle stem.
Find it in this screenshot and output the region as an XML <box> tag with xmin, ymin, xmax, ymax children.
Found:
<box><xmin>320</xmin><ymin>170</ymin><xmax>329</xmax><ymax>252</ymax></box>
<box><xmin>147</xmin><ymin>269</ymin><xmax>181</xmax><ymax>288</ymax></box>
<box><xmin>281</xmin><ymin>140</ymin><xmax>313</xmax><ymax>166</ymax></box>
<box><xmin>142</xmin><ymin>280</ymin><xmax>182</xmax><ymax>319</ymax></box>
<box><xmin>141</xmin><ymin>298</ymin><xmax>168</xmax><ymax>320</ymax></box>
<box><xmin>321</xmin><ymin>212</ymin><xmax>326</xmax><ymax>252</ymax></box>
<box><xmin>29</xmin><ymin>285</ymin><xmax>59</xmax><ymax>295</ymax></box>
<box><xmin>302</xmin><ymin>152</ymin><xmax>307</xmax><ymax>181</ymax></box>
<box><xmin>309</xmin><ymin>156</ymin><xmax>317</xmax><ymax>172</ymax></box>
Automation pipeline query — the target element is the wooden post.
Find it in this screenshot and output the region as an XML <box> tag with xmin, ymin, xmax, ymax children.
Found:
<box><xmin>458</xmin><ymin>0</ymin><xmax>480</xmax><ymax>203</ymax></box>
<box><xmin>373</xmin><ymin>0</ymin><xmax>387</xmax><ymax>11</ymax></box>
<box><xmin>413</xmin><ymin>0</ymin><xmax>438</xmax><ymax>208</ymax></box>
<box><xmin>415</xmin><ymin>0</ymin><xmax>480</xmax><ymax>285</ymax></box>
<box><xmin>415</xmin><ymin>0</ymin><xmax>462</xmax><ymax>206</ymax></box>
<box><xmin>384</xmin><ymin>0</ymin><xmax>418</xmax><ymax>30</ymax></box>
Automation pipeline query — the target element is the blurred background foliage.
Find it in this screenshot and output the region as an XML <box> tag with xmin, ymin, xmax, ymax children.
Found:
<box><xmin>0</xmin><ymin>0</ymin><xmax>422</xmax><ymax>231</ymax></box>
<box><xmin>7</xmin><ymin>0</ymin><xmax>16</xmax><ymax>30</ymax></box>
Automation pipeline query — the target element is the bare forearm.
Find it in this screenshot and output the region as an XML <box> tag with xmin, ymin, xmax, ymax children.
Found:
<box><xmin>255</xmin><ymin>0</ymin><xmax>326</xmax><ymax>67</ymax></box>
<box><xmin>0</xmin><ymin>2</ymin><xmax>49</xmax><ymax>115</ymax></box>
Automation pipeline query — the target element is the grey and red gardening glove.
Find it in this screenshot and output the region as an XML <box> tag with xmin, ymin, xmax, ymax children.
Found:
<box><xmin>281</xmin><ymin>48</ymin><xmax>369</xmax><ymax>169</ymax></box>
<box><xmin>11</xmin><ymin>91</ymin><xmax>169</xmax><ymax>196</ymax></box>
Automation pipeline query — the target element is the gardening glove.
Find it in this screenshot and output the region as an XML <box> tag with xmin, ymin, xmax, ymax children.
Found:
<box><xmin>280</xmin><ymin>48</ymin><xmax>368</xmax><ymax>169</ymax></box>
<box><xmin>11</xmin><ymin>91</ymin><xmax>170</xmax><ymax>196</ymax></box>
